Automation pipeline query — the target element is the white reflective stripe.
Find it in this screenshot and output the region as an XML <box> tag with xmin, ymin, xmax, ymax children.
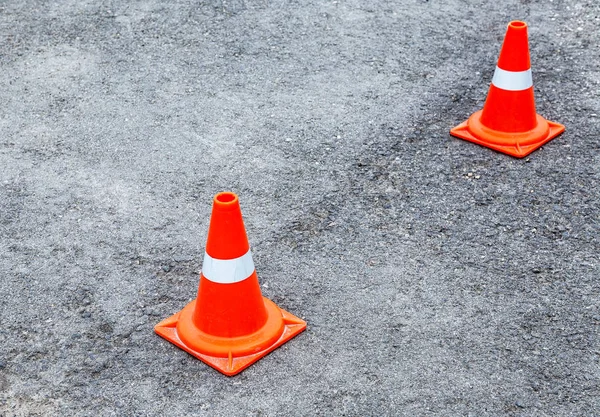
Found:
<box><xmin>491</xmin><ymin>67</ymin><xmax>533</xmax><ymax>91</ymax></box>
<box><xmin>201</xmin><ymin>250</ymin><xmax>255</xmax><ymax>284</ymax></box>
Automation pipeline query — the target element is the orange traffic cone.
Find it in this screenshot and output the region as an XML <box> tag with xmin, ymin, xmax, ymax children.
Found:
<box><xmin>450</xmin><ymin>21</ymin><xmax>564</xmax><ymax>158</ymax></box>
<box><xmin>155</xmin><ymin>192</ymin><xmax>306</xmax><ymax>376</ymax></box>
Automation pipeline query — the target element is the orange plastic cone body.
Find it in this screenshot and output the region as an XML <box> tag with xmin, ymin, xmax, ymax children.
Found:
<box><xmin>155</xmin><ymin>192</ymin><xmax>306</xmax><ymax>376</ymax></box>
<box><xmin>450</xmin><ymin>21</ymin><xmax>564</xmax><ymax>158</ymax></box>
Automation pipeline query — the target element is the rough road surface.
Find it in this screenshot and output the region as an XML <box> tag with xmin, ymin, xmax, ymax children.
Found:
<box><xmin>0</xmin><ymin>1</ymin><xmax>598</xmax><ymax>416</ymax></box>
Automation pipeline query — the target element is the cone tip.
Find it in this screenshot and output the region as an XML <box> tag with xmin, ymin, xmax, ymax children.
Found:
<box><xmin>508</xmin><ymin>21</ymin><xmax>527</xmax><ymax>30</ymax></box>
<box><xmin>214</xmin><ymin>192</ymin><xmax>239</xmax><ymax>208</ymax></box>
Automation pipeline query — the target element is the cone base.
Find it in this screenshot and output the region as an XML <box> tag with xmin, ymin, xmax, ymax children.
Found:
<box><xmin>450</xmin><ymin>110</ymin><xmax>565</xmax><ymax>158</ymax></box>
<box><xmin>155</xmin><ymin>297</ymin><xmax>306</xmax><ymax>376</ymax></box>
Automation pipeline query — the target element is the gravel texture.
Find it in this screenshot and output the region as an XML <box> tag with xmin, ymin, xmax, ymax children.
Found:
<box><xmin>0</xmin><ymin>0</ymin><xmax>599</xmax><ymax>416</ymax></box>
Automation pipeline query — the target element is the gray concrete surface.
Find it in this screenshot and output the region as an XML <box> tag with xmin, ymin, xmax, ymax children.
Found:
<box><xmin>0</xmin><ymin>0</ymin><xmax>599</xmax><ymax>415</ymax></box>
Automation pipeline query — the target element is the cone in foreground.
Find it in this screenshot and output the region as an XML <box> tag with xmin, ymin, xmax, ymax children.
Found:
<box><xmin>155</xmin><ymin>192</ymin><xmax>306</xmax><ymax>376</ymax></box>
<box><xmin>450</xmin><ymin>21</ymin><xmax>564</xmax><ymax>158</ymax></box>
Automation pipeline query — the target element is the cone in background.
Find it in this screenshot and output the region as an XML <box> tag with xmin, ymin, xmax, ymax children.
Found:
<box><xmin>155</xmin><ymin>192</ymin><xmax>306</xmax><ymax>376</ymax></box>
<box><xmin>450</xmin><ymin>21</ymin><xmax>564</xmax><ymax>158</ymax></box>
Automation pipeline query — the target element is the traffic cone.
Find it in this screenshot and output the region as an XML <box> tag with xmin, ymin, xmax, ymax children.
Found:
<box><xmin>155</xmin><ymin>192</ymin><xmax>306</xmax><ymax>376</ymax></box>
<box><xmin>450</xmin><ymin>21</ymin><xmax>564</xmax><ymax>158</ymax></box>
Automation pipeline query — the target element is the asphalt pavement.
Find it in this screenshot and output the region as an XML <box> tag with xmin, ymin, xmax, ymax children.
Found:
<box><xmin>0</xmin><ymin>1</ymin><xmax>598</xmax><ymax>416</ymax></box>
